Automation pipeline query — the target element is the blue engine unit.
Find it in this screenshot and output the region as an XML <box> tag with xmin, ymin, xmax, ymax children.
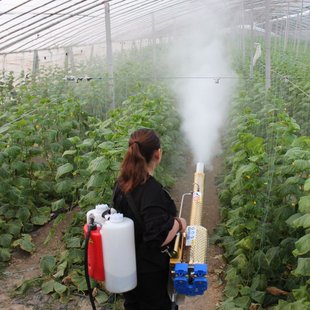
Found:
<box><xmin>173</xmin><ymin>263</ymin><xmax>208</xmax><ymax>296</ymax></box>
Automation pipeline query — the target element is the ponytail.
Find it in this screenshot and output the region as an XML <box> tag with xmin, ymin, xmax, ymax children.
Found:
<box><xmin>118</xmin><ymin>128</ymin><xmax>160</xmax><ymax>193</ymax></box>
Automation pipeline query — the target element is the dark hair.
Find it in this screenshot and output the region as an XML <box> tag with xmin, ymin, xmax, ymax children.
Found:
<box><xmin>118</xmin><ymin>128</ymin><xmax>161</xmax><ymax>193</ymax></box>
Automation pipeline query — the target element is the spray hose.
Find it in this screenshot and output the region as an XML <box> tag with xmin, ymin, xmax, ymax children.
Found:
<box><xmin>84</xmin><ymin>218</ymin><xmax>97</xmax><ymax>310</ymax></box>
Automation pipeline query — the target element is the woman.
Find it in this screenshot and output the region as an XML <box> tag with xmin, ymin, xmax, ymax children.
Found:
<box><xmin>112</xmin><ymin>128</ymin><xmax>186</xmax><ymax>310</ymax></box>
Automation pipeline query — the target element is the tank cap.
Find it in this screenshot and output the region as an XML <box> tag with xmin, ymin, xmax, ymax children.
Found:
<box><xmin>95</xmin><ymin>204</ymin><xmax>109</xmax><ymax>211</ymax></box>
<box><xmin>109</xmin><ymin>213</ymin><xmax>124</xmax><ymax>223</ymax></box>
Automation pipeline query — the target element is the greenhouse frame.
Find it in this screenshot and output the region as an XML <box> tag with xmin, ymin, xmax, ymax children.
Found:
<box><xmin>0</xmin><ymin>1</ymin><xmax>309</xmax><ymax>310</ymax></box>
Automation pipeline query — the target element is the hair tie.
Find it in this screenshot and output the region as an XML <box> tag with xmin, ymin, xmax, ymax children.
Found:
<box><xmin>130</xmin><ymin>140</ymin><xmax>140</xmax><ymax>147</ymax></box>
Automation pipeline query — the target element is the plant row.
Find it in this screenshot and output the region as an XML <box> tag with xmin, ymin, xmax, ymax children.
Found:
<box><xmin>216</xmin><ymin>46</ymin><xmax>310</xmax><ymax>309</ymax></box>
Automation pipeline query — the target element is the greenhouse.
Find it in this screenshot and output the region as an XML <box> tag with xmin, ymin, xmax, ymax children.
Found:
<box><xmin>0</xmin><ymin>0</ymin><xmax>309</xmax><ymax>309</ymax></box>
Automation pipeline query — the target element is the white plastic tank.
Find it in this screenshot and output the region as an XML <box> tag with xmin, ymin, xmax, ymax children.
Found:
<box><xmin>101</xmin><ymin>213</ymin><xmax>137</xmax><ymax>293</ymax></box>
<box><xmin>86</xmin><ymin>204</ymin><xmax>109</xmax><ymax>226</ymax></box>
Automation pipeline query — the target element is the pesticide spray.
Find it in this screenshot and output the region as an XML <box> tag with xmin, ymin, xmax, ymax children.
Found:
<box><xmin>166</xmin><ymin>5</ymin><xmax>236</xmax><ymax>167</ymax></box>
<box><xmin>165</xmin><ymin>5</ymin><xmax>235</xmax><ymax>306</ymax></box>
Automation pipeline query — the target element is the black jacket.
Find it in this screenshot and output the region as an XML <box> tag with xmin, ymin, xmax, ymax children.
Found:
<box><xmin>113</xmin><ymin>176</ymin><xmax>177</xmax><ymax>273</ymax></box>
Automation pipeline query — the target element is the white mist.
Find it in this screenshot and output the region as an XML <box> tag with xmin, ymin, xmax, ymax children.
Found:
<box><xmin>167</xmin><ymin>7</ymin><xmax>236</xmax><ymax>168</ymax></box>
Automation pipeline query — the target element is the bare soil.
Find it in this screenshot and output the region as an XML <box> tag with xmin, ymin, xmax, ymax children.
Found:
<box><xmin>0</xmin><ymin>156</ymin><xmax>225</xmax><ymax>310</ymax></box>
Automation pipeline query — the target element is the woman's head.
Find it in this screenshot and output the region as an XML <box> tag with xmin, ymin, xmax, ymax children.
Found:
<box><xmin>118</xmin><ymin>128</ymin><xmax>161</xmax><ymax>193</ymax></box>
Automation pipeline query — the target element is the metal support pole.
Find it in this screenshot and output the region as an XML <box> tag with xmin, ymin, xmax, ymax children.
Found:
<box><xmin>32</xmin><ymin>50</ymin><xmax>39</xmax><ymax>81</ymax></box>
<box><xmin>152</xmin><ymin>13</ymin><xmax>157</xmax><ymax>81</ymax></box>
<box><xmin>69</xmin><ymin>47</ymin><xmax>75</xmax><ymax>73</ymax></box>
<box><xmin>296</xmin><ymin>0</ymin><xmax>304</xmax><ymax>56</ymax></box>
<box><xmin>250</xmin><ymin>1</ymin><xmax>254</xmax><ymax>79</ymax></box>
<box><xmin>105</xmin><ymin>1</ymin><xmax>115</xmax><ymax>109</ymax></box>
<box><xmin>241</xmin><ymin>0</ymin><xmax>246</xmax><ymax>67</ymax></box>
<box><xmin>304</xmin><ymin>10</ymin><xmax>310</xmax><ymax>53</ymax></box>
<box><xmin>284</xmin><ymin>1</ymin><xmax>290</xmax><ymax>51</ymax></box>
<box><xmin>265</xmin><ymin>0</ymin><xmax>271</xmax><ymax>91</ymax></box>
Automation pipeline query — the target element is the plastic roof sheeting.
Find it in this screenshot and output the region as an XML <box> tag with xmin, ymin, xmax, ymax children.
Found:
<box><xmin>0</xmin><ymin>0</ymin><xmax>309</xmax><ymax>54</ymax></box>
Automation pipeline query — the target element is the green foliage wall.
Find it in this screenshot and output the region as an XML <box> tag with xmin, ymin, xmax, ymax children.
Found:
<box><xmin>216</xmin><ymin>45</ymin><xmax>310</xmax><ymax>309</ymax></box>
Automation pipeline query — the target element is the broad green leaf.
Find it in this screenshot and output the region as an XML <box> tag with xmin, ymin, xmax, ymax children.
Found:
<box><xmin>15</xmin><ymin>278</ymin><xmax>43</xmax><ymax>295</ymax></box>
<box><xmin>88</xmin><ymin>156</ymin><xmax>109</xmax><ymax>173</ymax></box>
<box><xmin>236</xmin><ymin>236</ymin><xmax>254</xmax><ymax>251</ymax></box>
<box><xmin>51</xmin><ymin>199</ymin><xmax>65</xmax><ymax>212</ymax></box>
<box><xmin>42</xmin><ymin>279</ymin><xmax>55</xmax><ymax>294</ymax></box>
<box><xmin>55</xmin><ymin>178</ymin><xmax>73</xmax><ymax>194</ymax></box>
<box><xmin>53</xmin><ymin>260</ymin><xmax>68</xmax><ymax>278</ymax></box>
<box><xmin>68</xmin><ymin>136</ymin><xmax>80</xmax><ymax>144</ymax></box>
<box><xmin>97</xmin><ymin>141</ymin><xmax>114</xmax><ymax>150</ymax></box>
<box><xmin>19</xmin><ymin>239</ymin><xmax>35</xmax><ymax>253</ymax></box>
<box><xmin>235</xmin><ymin>163</ymin><xmax>257</xmax><ymax>180</ymax></box>
<box><xmin>31</xmin><ymin>214</ymin><xmax>50</xmax><ymax>225</ymax></box>
<box><xmin>6</xmin><ymin>146</ymin><xmax>21</xmax><ymax>158</ymax></box>
<box><xmin>0</xmin><ymin>125</ymin><xmax>9</xmax><ymax>134</ymax></box>
<box><xmin>7</xmin><ymin>220</ymin><xmax>22</xmax><ymax>237</ymax></box>
<box><xmin>56</xmin><ymin>163</ymin><xmax>73</xmax><ymax>179</ymax></box>
<box><xmin>62</xmin><ymin>150</ymin><xmax>77</xmax><ymax>157</ymax></box>
<box><xmin>292</xmin><ymin>159</ymin><xmax>310</xmax><ymax>171</ymax></box>
<box><xmin>286</xmin><ymin>213</ymin><xmax>303</xmax><ymax>226</ymax></box>
<box><xmin>16</xmin><ymin>207</ymin><xmax>31</xmax><ymax>222</ymax></box>
<box><xmin>70</xmin><ymin>271</ymin><xmax>93</xmax><ymax>291</ymax></box>
<box><xmin>299</xmin><ymin>196</ymin><xmax>310</xmax><ymax>214</ymax></box>
<box><xmin>266</xmin><ymin>247</ymin><xmax>280</xmax><ymax>265</ymax></box>
<box><xmin>293</xmin><ymin>234</ymin><xmax>310</xmax><ymax>256</ymax></box>
<box><xmin>95</xmin><ymin>289</ymin><xmax>109</xmax><ymax>304</ymax></box>
<box><xmin>67</xmin><ymin>249</ymin><xmax>84</xmax><ymax>264</ymax></box>
<box><xmin>292</xmin><ymin>214</ymin><xmax>310</xmax><ymax>229</ymax></box>
<box><xmin>251</xmin><ymin>290</ymin><xmax>265</xmax><ymax>304</ymax></box>
<box><xmin>234</xmin><ymin>296</ymin><xmax>251</xmax><ymax>309</ymax></box>
<box><xmin>224</xmin><ymin>282</ymin><xmax>239</xmax><ymax>298</ymax></box>
<box><xmin>231</xmin><ymin>254</ymin><xmax>248</xmax><ymax>272</ymax></box>
<box><xmin>86</xmin><ymin>174</ymin><xmax>105</xmax><ymax>189</ymax></box>
<box><xmin>53</xmin><ymin>281</ymin><xmax>67</xmax><ymax>294</ymax></box>
<box><xmin>0</xmin><ymin>247</ymin><xmax>11</xmax><ymax>262</ymax></box>
<box><xmin>293</xmin><ymin>258</ymin><xmax>310</xmax><ymax>276</ymax></box>
<box><xmin>245</xmin><ymin>136</ymin><xmax>264</xmax><ymax>154</ymax></box>
<box><xmin>40</xmin><ymin>255</ymin><xmax>56</xmax><ymax>275</ymax></box>
<box><xmin>12</xmin><ymin>234</ymin><xmax>35</xmax><ymax>253</ymax></box>
<box><xmin>65</xmin><ymin>237</ymin><xmax>81</xmax><ymax>248</ymax></box>
<box><xmin>77</xmin><ymin>138</ymin><xmax>94</xmax><ymax>149</ymax></box>
<box><xmin>284</xmin><ymin>147</ymin><xmax>308</xmax><ymax>160</ymax></box>
<box><xmin>305</xmin><ymin>179</ymin><xmax>310</xmax><ymax>191</ymax></box>
<box><xmin>292</xmin><ymin>285</ymin><xmax>309</xmax><ymax>300</ymax></box>
<box><xmin>0</xmin><ymin>234</ymin><xmax>13</xmax><ymax>247</ymax></box>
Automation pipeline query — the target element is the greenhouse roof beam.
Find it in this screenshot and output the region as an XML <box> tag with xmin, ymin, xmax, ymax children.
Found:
<box><xmin>0</xmin><ymin>0</ymin><xmax>34</xmax><ymax>16</ymax></box>
<box><xmin>0</xmin><ymin>0</ymin><xmax>96</xmax><ymax>44</ymax></box>
<box><xmin>0</xmin><ymin>0</ymin><xmax>107</xmax><ymax>53</ymax></box>
<box><xmin>0</xmin><ymin>0</ymin><xmax>57</xmax><ymax>28</ymax></box>
<box><xmin>6</xmin><ymin>4</ymin><xmax>107</xmax><ymax>53</ymax></box>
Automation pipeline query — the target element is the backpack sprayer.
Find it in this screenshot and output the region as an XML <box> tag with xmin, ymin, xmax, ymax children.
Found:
<box><xmin>83</xmin><ymin>162</ymin><xmax>208</xmax><ymax>310</ymax></box>
<box><xmin>169</xmin><ymin>162</ymin><xmax>208</xmax><ymax>305</ymax></box>
<box><xmin>83</xmin><ymin>205</ymin><xmax>137</xmax><ymax>310</ymax></box>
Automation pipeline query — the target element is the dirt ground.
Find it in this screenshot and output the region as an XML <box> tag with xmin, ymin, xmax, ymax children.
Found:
<box><xmin>0</xmin><ymin>156</ymin><xmax>225</xmax><ymax>310</ymax></box>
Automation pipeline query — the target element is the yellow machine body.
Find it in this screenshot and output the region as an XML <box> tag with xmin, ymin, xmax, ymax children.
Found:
<box><xmin>170</xmin><ymin>163</ymin><xmax>209</xmax><ymax>298</ymax></box>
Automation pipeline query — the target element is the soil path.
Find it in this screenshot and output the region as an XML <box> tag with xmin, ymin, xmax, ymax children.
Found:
<box><xmin>0</xmin><ymin>157</ymin><xmax>225</xmax><ymax>310</ymax></box>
